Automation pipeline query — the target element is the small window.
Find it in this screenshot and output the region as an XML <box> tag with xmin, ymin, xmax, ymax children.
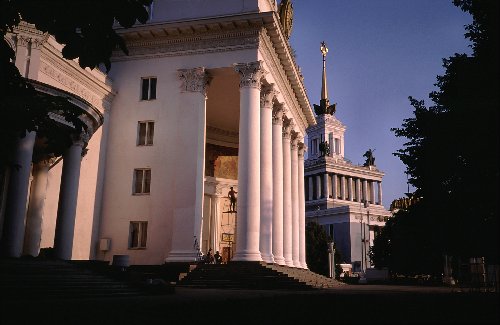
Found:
<box><xmin>141</xmin><ymin>77</ymin><xmax>157</xmax><ymax>100</ymax></box>
<box><xmin>129</xmin><ymin>221</ymin><xmax>148</xmax><ymax>249</ymax></box>
<box><xmin>311</xmin><ymin>138</ymin><xmax>318</xmax><ymax>155</ymax></box>
<box><xmin>334</xmin><ymin>138</ymin><xmax>340</xmax><ymax>154</ymax></box>
<box><xmin>134</xmin><ymin>168</ymin><xmax>151</xmax><ymax>194</ymax></box>
<box><xmin>137</xmin><ymin>121</ymin><xmax>154</xmax><ymax>146</ymax></box>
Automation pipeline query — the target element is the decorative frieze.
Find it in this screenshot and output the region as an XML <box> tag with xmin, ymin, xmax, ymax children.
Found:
<box><xmin>178</xmin><ymin>67</ymin><xmax>211</xmax><ymax>96</ymax></box>
<box><xmin>234</xmin><ymin>61</ymin><xmax>267</xmax><ymax>89</ymax></box>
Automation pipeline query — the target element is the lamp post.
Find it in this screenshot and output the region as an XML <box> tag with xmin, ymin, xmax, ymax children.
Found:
<box><xmin>328</xmin><ymin>241</ymin><xmax>335</xmax><ymax>279</ymax></box>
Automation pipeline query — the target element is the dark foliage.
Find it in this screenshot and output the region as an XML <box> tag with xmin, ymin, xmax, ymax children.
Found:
<box><xmin>306</xmin><ymin>221</ymin><xmax>331</xmax><ymax>276</ymax></box>
<box><xmin>0</xmin><ymin>0</ymin><xmax>152</xmax><ymax>167</ymax></box>
<box><xmin>376</xmin><ymin>0</ymin><xmax>499</xmax><ymax>275</ymax></box>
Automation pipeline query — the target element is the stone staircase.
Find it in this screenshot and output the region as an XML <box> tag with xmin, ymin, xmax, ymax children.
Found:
<box><xmin>265</xmin><ymin>264</ymin><xmax>343</xmax><ymax>289</ymax></box>
<box><xmin>177</xmin><ymin>262</ymin><xmax>343</xmax><ymax>290</ymax></box>
<box><xmin>0</xmin><ymin>258</ymin><xmax>148</xmax><ymax>300</ymax></box>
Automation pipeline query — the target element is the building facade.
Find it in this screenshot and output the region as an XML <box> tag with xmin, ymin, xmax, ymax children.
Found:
<box><xmin>305</xmin><ymin>43</ymin><xmax>391</xmax><ymax>272</ymax></box>
<box><xmin>0</xmin><ymin>0</ymin><xmax>316</xmax><ymax>268</ymax></box>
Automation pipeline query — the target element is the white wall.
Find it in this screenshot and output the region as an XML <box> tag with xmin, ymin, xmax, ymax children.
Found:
<box><xmin>99</xmin><ymin>49</ymin><xmax>257</xmax><ymax>264</ymax></box>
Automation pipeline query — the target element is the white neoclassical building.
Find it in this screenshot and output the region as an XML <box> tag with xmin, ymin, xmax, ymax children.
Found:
<box><xmin>0</xmin><ymin>0</ymin><xmax>315</xmax><ymax>268</ymax></box>
<box><xmin>304</xmin><ymin>43</ymin><xmax>391</xmax><ymax>272</ymax></box>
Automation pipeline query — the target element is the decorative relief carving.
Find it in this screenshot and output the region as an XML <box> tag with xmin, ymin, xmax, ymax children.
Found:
<box><xmin>116</xmin><ymin>34</ymin><xmax>260</xmax><ymax>61</ymax></box>
<box><xmin>290</xmin><ymin>130</ymin><xmax>299</xmax><ymax>150</ymax></box>
<box><xmin>260</xmin><ymin>83</ymin><xmax>278</xmax><ymax>109</ymax></box>
<box><xmin>40</xmin><ymin>63</ymin><xmax>101</xmax><ymax>107</ymax></box>
<box><xmin>282</xmin><ymin>116</ymin><xmax>292</xmax><ymax>139</ymax></box>
<box><xmin>178</xmin><ymin>67</ymin><xmax>211</xmax><ymax>96</ymax></box>
<box><xmin>233</xmin><ymin>61</ymin><xmax>267</xmax><ymax>89</ymax></box>
<box><xmin>272</xmin><ymin>102</ymin><xmax>285</xmax><ymax>125</ymax></box>
<box><xmin>298</xmin><ymin>142</ymin><xmax>307</xmax><ymax>157</ymax></box>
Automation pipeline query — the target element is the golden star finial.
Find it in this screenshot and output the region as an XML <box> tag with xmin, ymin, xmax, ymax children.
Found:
<box><xmin>320</xmin><ymin>41</ymin><xmax>328</xmax><ymax>57</ymax></box>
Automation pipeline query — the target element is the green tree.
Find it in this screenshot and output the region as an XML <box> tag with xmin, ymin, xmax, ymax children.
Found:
<box><xmin>0</xmin><ymin>0</ymin><xmax>152</xmax><ymax>167</ymax></box>
<box><xmin>387</xmin><ymin>0</ymin><xmax>499</xmax><ymax>274</ymax></box>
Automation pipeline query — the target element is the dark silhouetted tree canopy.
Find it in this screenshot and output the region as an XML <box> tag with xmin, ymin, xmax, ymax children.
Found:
<box><xmin>0</xmin><ymin>0</ymin><xmax>152</xmax><ymax>166</ymax></box>
<box><xmin>375</xmin><ymin>0</ymin><xmax>499</xmax><ymax>274</ymax></box>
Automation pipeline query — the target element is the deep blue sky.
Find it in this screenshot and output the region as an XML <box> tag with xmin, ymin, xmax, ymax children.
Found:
<box><xmin>289</xmin><ymin>0</ymin><xmax>472</xmax><ymax>208</ymax></box>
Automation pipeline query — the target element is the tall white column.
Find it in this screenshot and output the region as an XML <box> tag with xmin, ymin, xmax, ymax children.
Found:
<box><xmin>362</xmin><ymin>179</ymin><xmax>368</xmax><ymax>203</ymax></box>
<box><xmin>282</xmin><ymin>117</ymin><xmax>294</xmax><ymax>266</ymax></box>
<box><xmin>340</xmin><ymin>175</ymin><xmax>346</xmax><ymax>200</ymax></box>
<box><xmin>369</xmin><ymin>181</ymin><xmax>376</xmax><ymax>204</ymax></box>
<box><xmin>54</xmin><ymin>133</ymin><xmax>87</xmax><ymax>260</ymax></box>
<box><xmin>315</xmin><ymin>175</ymin><xmax>322</xmax><ymax>199</ymax></box>
<box><xmin>332</xmin><ymin>173</ymin><xmax>337</xmax><ymax>199</ymax></box>
<box><xmin>323</xmin><ymin>173</ymin><xmax>330</xmax><ymax>199</ymax></box>
<box><xmin>298</xmin><ymin>142</ymin><xmax>308</xmax><ymax>269</ymax></box>
<box><xmin>291</xmin><ymin>131</ymin><xmax>300</xmax><ymax>267</ymax></box>
<box><xmin>259</xmin><ymin>84</ymin><xmax>277</xmax><ymax>264</ymax></box>
<box><xmin>272</xmin><ymin>103</ymin><xmax>285</xmax><ymax>265</ymax></box>
<box><xmin>0</xmin><ymin>131</ymin><xmax>36</xmax><ymax>257</ymax></box>
<box><xmin>377</xmin><ymin>181</ymin><xmax>383</xmax><ymax>205</ymax></box>
<box><xmin>232</xmin><ymin>61</ymin><xmax>266</xmax><ymax>262</ymax></box>
<box><xmin>23</xmin><ymin>159</ymin><xmax>52</xmax><ymax>257</ymax></box>
<box><xmin>356</xmin><ymin>178</ymin><xmax>362</xmax><ymax>202</ymax></box>
<box><xmin>307</xmin><ymin>177</ymin><xmax>313</xmax><ymax>201</ymax></box>
<box><xmin>167</xmin><ymin>67</ymin><xmax>210</xmax><ymax>261</ymax></box>
<box><xmin>348</xmin><ymin>177</ymin><xmax>354</xmax><ymax>201</ymax></box>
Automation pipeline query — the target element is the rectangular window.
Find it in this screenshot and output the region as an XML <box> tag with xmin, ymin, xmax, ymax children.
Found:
<box><xmin>328</xmin><ymin>133</ymin><xmax>333</xmax><ymax>156</ymax></box>
<box><xmin>134</xmin><ymin>168</ymin><xmax>151</xmax><ymax>194</ymax></box>
<box><xmin>129</xmin><ymin>221</ymin><xmax>148</xmax><ymax>249</ymax></box>
<box><xmin>312</xmin><ymin>138</ymin><xmax>318</xmax><ymax>155</ymax></box>
<box><xmin>334</xmin><ymin>138</ymin><xmax>340</xmax><ymax>154</ymax></box>
<box><xmin>137</xmin><ymin>121</ymin><xmax>154</xmax><ymax>146</ymax></box>
<box><xmin>141</xmin><ymin>77</ymin><xmax>157</xmax><ymax>100</ymax></box>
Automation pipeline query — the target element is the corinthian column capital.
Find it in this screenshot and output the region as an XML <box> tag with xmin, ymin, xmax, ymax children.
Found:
<box><xmin>178</xmin><ymin>67</ymin><xmax>211</xmax><ymax>96</ymax></box>
<box><xmin>282</xmin><ymin>116</ymin><xmax>293</xmax><ymax>139</ymax></box>
<box><xmin>272</xmin><ymin>103</ymin><xmax>285</xmax><ymax>125</ymax></box>
<box><xmin>290</xmin><ymin>130</ymin><xmax>299</xmax><ymax>150</ymax></box>
<box><xmin>234</xmin><ymin>61</ymin><xmax>267</xmax><ymax>89</ymax></box>
<box><xmin>298</xmin><ymin>142</ymin><xmax>307</xmax><ymax>157</ymax></box>
<box><xmin>260</xmin><ymin>83</ymin><xmax>279</xmax><ymax>109</ymax></box>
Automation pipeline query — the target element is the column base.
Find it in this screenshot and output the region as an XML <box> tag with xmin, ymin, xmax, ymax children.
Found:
<box><xmin>260</xmin><ymin>253</ymin><xmax>275</xmax><ymax>264</ymax></box>
<box><xmin>165</xmin><ymin>250</ymin><xmax>199</xmax><ymax>262</ymax></box>
<box><xmin>273</xmin><ymin>255</ymin><xmax>286</xmax><ymax>266</ymax></box>
<box><xmin>300</xmin><ymin>262</ymin><xmax>308</xmax><ymax>269</ymax></box>
<box><xmin>232</xmin><ymin>250</ymin><xmax>262</xmax><ymax>262</ymax></box>
<box><xmin>293</xmin><ymin>260</ymin><xmax>302</xmax><ymax>268</ymax></box>
<box><xmin>284</xmin><ymin>256</ymin><xmax>294</xmax><ymax>267</ymax></box>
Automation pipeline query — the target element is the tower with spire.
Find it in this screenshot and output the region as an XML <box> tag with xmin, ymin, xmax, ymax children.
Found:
<box><xmin>304</xmin><ymin>41</ymin><xmax>391</xmax><ymax>273</ymax></box>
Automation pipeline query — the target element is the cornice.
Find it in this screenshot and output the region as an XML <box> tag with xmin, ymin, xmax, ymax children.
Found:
<box><xmin>305</xmin><ymin>157</ymin><xmax>385</xmax><ymax>180</ymax></box>
<box><xmin>259</xmin><ymin>28</ymin><xmax>308</xmax><ymax>134</ymax></box>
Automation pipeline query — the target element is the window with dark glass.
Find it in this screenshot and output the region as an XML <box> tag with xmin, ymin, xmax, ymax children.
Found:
<box><xmin>141</xmin><ymin>77</ymin><xmax>157</xmax><ymax>100</ymax></box>
<box><xmin>137</xmin><ymin>121</ymin><xmax>154</xmax><ymax>146</ymax></box>
<box><xmin>133</xmin><ymin>168</ymin><xmax>151</xmax><ymax>194</ymax></box>
<box><xmin>129</xmin><ymin>221</ymin><xmax>148</xmax><ymax>249</ymax></box>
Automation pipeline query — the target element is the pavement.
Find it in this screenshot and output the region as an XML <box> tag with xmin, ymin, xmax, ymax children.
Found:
<box><xmin>1</xmin><ymin>284</ymin><xmax>499</xmax><ymax>324</ymax></box>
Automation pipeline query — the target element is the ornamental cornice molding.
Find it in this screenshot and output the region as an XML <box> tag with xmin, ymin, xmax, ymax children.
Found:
<box><xmin>234</xmin><ymin>61</ymin><xmax>267</xmax><ymax>89</ymax></box>
<box><xmin>39</xmin><ymin>42</ymin><xmax>114</xmax><ymax>112</ymax></box>
<box><xmin>40</xmin><ymin>62</ymin><xmax>102</xmax><ymax>109</ymax></box>
<box><xmin>258</xmin><ymin>28</ymin><xmax>308</xmax><ymax>133</ymax></box>
<box><xmin>12</xmin><ymin>22</ymin><xmax>48</xmax><ymax>48</ymax></box>
<box><xmin>113</xmin><ymin>28</ymin><xmax>260</xmax><ymax>62</ymax></box>
<box><xmin>207</xmin><ymin>125</ymin><xmax>239</xmax><ymax>139</ymax></box>
<box><xmin>178</xmin><ymin>67</ymin><xmax>211</xmax><ymax>96</ymax></box>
